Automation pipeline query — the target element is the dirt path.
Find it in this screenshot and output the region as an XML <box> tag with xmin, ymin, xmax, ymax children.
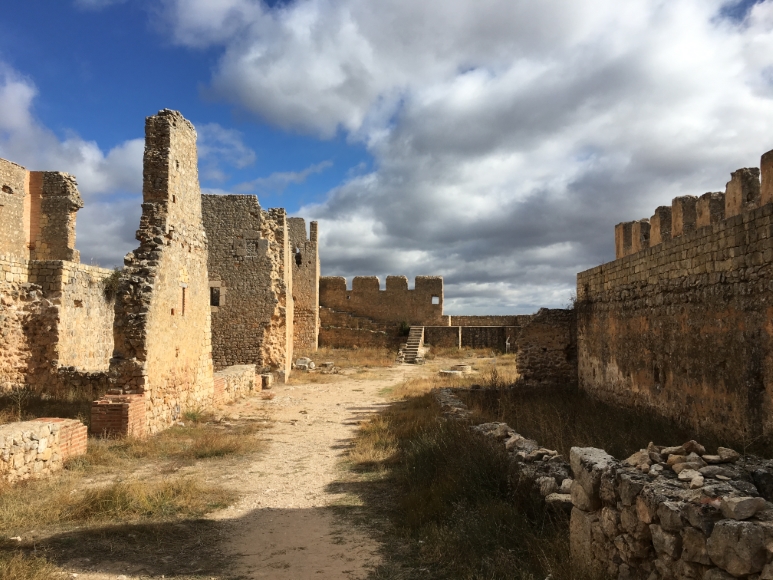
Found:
<box><xmin>211</xmin><ymin>364</ymin><xmax>424</xmax><ymax>579</ymax></box>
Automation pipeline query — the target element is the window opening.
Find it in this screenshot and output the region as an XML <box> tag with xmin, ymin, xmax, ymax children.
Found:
<box><xmin>431</xmin><ymin>295</ymin><xmax>440</xmax><ymax>305</ymax></box>
<box><xmin>295</xmin><ymin>247</ymin><xmax>302</xmax><ymax>267</ymax></box>
<box><xmin>210</xmin><ymin>286</ymin><xmax>221</xmax><ymax>307</ymax></box>
<box><xmin>1</xmin><ymin>185</ymin><xmax>12</xmax><ymax>194</ymax></box>
<box><xmin>182</xmin><ymin>287</ymin><xmax>187</xmax><ymax>316</ymax></box>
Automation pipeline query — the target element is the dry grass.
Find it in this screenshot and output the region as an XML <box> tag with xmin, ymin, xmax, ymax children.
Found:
<box><xmin>346</xmin><ymin>392</ymin><xmax>580</xmax><ymax>580</ymax></box>
<box><xmin>458</xmin><ymin>385</ymin><xmax>738</xmax><ymax>460</ymax></box>
<box><xmin>0</xmin><ymin>552</ymin><xmax>64</xmax><ymax>580</ymax></box>
<box><xmin>298</xmin><ymin>347</ymin><xmax>396</xmax><ymax>369</ymax></box>
<box><xmin>0</xmin><ymin>477</ymin><xmax>234</xmax><ymax>535</ymax></box>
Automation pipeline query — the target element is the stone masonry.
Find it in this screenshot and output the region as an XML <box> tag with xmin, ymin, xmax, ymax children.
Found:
<box><xmin>100</xmin><ymin>110</ymin><xmax>215</xmax><ymax>435</ymax></box>
<box><xmin>580</xmin><ymin>148</ymin><xmax>773</xmax><ymax>441</ymax></box>
<box><xmin>289</xmin><ymin>217</ymin><xmax>319</xmax><ymax>354</ymax></box>
<box><xmin>202</xmin><ymin>194</ymin><xmax>295</xmax><ymax>377</ymax></box>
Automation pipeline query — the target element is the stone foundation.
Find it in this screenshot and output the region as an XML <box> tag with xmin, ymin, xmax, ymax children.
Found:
<box><xmin>214</xmin><ymin>365</ymin><xmax>258</xmax><ymax>405</ymax></box>
<box><xmin>0</xmin><ymin>418</ymin><xmax>87</xmax><ymax>483</ymax></box>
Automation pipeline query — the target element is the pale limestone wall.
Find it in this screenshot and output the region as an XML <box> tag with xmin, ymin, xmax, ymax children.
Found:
<box><xmin>213</xmin><ymin>365</ymin><xmax>257</xmax><ymax>405</ymax></box>
<box><xmin>0</xmin><ymin>159</ymin><xmax>30</xmax><ymax>261</ymax></box>
<box><xmin>288</xmin><ymin>217</ymin><xmax>319</xmax><ymax>354</ymax></box>
<box><xmin>319</xmin><ymin>275</ymin><xmax>445</xmax><ymax>325</ymax></box>
<box><xmin>29</xmin><ymin>172</ymin><xmax>83</xmax><ymax>262</ymax></box>
<box><xmin>202</xmin><ymin>194</ymin><xmax>294</xmax><ymax>377</ymax></box>
<box><xmin>109</xmin><ymin>109</ymin><xmax>214</xmax><ymax>434</ymax></box>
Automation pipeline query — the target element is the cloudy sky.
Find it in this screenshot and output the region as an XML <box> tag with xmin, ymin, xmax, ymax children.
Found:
<box><xmin>2</xmin><ymin>0</ymin><xmax>773</xmax><ymax>313</ymax></box>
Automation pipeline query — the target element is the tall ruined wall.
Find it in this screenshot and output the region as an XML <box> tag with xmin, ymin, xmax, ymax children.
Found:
<box><xmin>578</xmin><ymin>150</ymin><xmax>773</xmax><ymax>440</ymax></box>
<box><xmin>288</xmin><ymin>217</ymin><xmax>319</xmax><ymax>353</ymax></box>
<box><xmin>0</xmin><ymin>280</ymin><xmax>37</xmax><ymax>391</ymax></box>
<box><xmin>319</xmin><ymin>275</ymin><xmax>445</xmax><ymax>325</ymax></box>
<box><xmin>0</xmin><ymin>160</ymin><xmax>30</xmax><ymax>260</ymax></box>
<box><xmin>29</xmin><ymin>172</ymin><xmax>82</xmax><ymax>262</ymax></box>
<box><xmin>109</xmin><ymin>109</ymin><xmax>213</xmax><ymax>434</ymax></box>
<box><xmin>202</xmin><ymin>194</ymin><xmax>294</xmax><ymax>376</ymax></box>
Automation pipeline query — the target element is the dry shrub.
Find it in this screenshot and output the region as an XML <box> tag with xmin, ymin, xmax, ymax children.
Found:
<box><xmin>459</xmin><ymin>385</ymin><xmax>733</xmax><ymax>460</ymax></box>
<box><xmin>0</xmin><ymin>552</ymin><xmax>64</xmax><ymax>580</ymax></box>
<box><xmin>0</xmin><ymin>477</ymin><xmax>234</xmax><ymax>534</ymax></box>
<box><xmin>350</xmin><ymin>393</ymin><xmax>577</xmax><ymax>580</ymax></box>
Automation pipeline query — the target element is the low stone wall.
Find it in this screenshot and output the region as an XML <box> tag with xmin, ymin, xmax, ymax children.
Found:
<box><xmin>90</xmin><ymin>394</ymin><xmax>146</xmax><ymax>437</ymax></box>
<box><xmin>214</xmin><ymin>365</ymin><xmax>258</xmax><ymax>405</ymax></box>
<box><xmin>570</xmin><ymin>442</ymin><xmax>773</xmax><ymax>579</ymax></box>
<box><xmin>435</xmin><ymin>388</ymin><xmax>574</xmax><ymax>510</ymax></box>
<box><xmin>0</xmin><ymin>418</ymin><xmax>87</xmax><ymax>483</ymax></box>
<box><xmin>450</xmin><ymin>315</ymin><xmax>533</xmax><ymax>327</ymax></box>
<box><xmin>319</xmin><ymin>306</ymin><xmax>400</xmax><ymax>349</ymax></box>
<box><xmin>424</xmin><ymin>326</ymin><xmax>462</xmax><ymax>348</ymax></box>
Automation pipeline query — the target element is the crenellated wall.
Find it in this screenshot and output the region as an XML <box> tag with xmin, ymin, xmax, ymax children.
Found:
<box><xmin>580</xmin><ymin>148</ymin><xmax>773</xmax><ymax>440</ymax></box>
<box><xmin>319</xmin><ymin>275</ymin><xmax>445</xmax><ymax>325</ymax></box>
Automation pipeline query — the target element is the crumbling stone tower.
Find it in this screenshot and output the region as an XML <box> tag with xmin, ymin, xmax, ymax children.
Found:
<box><xmin>289</xmin><ymin>218</ymin><xmax>319</xmax><ymax>353</ymax></box>
<box><xmin>101</xmin><ymin>109</ymin><xmax>214</xmax><ymax>435</ymax></box>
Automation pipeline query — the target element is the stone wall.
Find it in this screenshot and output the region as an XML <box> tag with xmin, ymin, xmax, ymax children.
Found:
<box><xmin>424</xmin><ymin>326</ymin><xmax>462</xmax><ymax>348</ymax></box>
<box><xmin>106</xmin><ymin>109</ymin><xmax>214</xmax><ymax>435</ymax></box>
<box><xmin>578</xmin><ymin>148</ymin><xmax>773</xmax><ymax>440</ymax></box>
<box><xmin>29</xmin><ymin>172</ymin><xmax>82</xmax><ymax>262</ymax></box>
<box><xmin>319</xmin><ymin>275</ymin><xmax>446</xmax><ymax>325</ymax></box>
<box><xmin>202</xmin><ymin>194</ymin><xmax>294</xmax><ymax>377</ymax></box>
<box><xmin>0</xmin><ymin>160</ymin><xmax>30</xmax><ymax>260</ymax></box>
<box><xmin>0</xmin><ymin>279</ymin><xmax>38</xmax><ymax>391</ymax></box>
<box><xmin>213</xmin><ymin>365</ymin><xmax>258</xmax><ymax>405</ymax></box>
<box><xmin>449</xmin><ymin>315</ymin><xmax>532</xmax><ymax>327</ymax></box>
<box><xmin>569</xmin><ymin>443</ymin><xmax>773</xmax><ymax>580</ymax></box>
<box><xmin>0</xmin><ymin>418</ymin><xmax>87</xmax><ymax>483</ymax></box>
<box><xmin>318</xmin><ymin>306</ymin><xmax>399</xmax><ymax>349</ymax></box>
<box><xmin>514</xmin><ymin>308</ymin><xmax>577</xmax><ymax>387</ymax></box>
<box><xmin>288</xmin><ymin>218</ymin><xmax>319</xmax><ymax>354</ymax></box>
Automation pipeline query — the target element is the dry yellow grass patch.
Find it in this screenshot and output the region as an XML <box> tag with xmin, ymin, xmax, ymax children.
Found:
<box><xmin>0</xmin><ymin>552</ymin><xmax>64</xmax><ymax>580</ymax></box>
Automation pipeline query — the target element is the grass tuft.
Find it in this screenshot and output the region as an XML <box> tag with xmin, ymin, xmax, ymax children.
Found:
<box><xmin>0</xmin><ymin>552</ymin><xmax>64</xmax><ymax>580</ymax></box>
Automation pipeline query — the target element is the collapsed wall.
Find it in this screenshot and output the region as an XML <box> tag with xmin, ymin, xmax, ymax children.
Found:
<box><xmin>288</xmin><ymin>218</ymin><xmax>319</xmax><ymax>353</ymax></box>
<box><xmin>201</xmin><ymin>194</ymin><xmax>294</xmax><ymax>377</ymax></box>
<box><xmin>0</xmin><ymin>158</ymin><xmax>114</xmax><ymax>396</ymax></box>
<box><xmin>101</xmin><ymin>110</ymin><xmax>214</xmax><ymax>435</ymax></box>
<box><xmin>577</xmin><ymin>148</ymin><xmax>773</xmax><ymax>441</ymax></box>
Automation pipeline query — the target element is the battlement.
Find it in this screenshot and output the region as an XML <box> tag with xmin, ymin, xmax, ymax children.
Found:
<box><xmin>614</xmin><ymin>149</ymin><xmax>773</xmax><ymax>259</ymax></box>
<box><xmin>319</xmin><ymin>275</ymin><xmax>445</xmax><ymax>325</ymax></box>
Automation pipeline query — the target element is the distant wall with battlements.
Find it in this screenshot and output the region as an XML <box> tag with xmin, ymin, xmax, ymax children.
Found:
<box><xmin>578</xmin><ymin>147</ymin><xmax>773</xmax><ymax>440</ymax></box>
<box><xmin>319</xmin><ymin>275</ymin><xmax>446</xmax><ymax>326</ymax></box>
<box><xmin>288</xmin><ymin>218</ymin><xmax>319</xmax><ymax>354</ymax></box>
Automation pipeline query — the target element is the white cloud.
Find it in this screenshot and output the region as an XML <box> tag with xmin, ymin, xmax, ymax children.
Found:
<box><xmin>163</xmin><ymin>0</ymin><xmax>773</xmax><ymax>312</ymax></box>
<box><xmin>0</xmin><ymin>64</ymin><xmax>142</xmax><ymax>268</ymax></box>
<box><xmin>196</xmin><ymin>122</ymin><xmax>256</xmax><ymax>183</ymax></box>
<box><xmin>236</xmin><ymin>160</ymin><xmax>332</xmax><ymax>194</ymax></box>
<box><xmin>73</xmin><ymin>0</ymin><xmax>127</xmax><ymax>10</ymax></box>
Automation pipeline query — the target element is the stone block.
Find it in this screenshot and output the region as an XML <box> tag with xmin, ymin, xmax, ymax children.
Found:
<box><xmin>570</xmin><ymin>447</ymin><xmax>616</xmax><ymax>499</ymax></box>
<box><xmin>650</xmin><ymin>206</ymin><xmax>673</xmax><ymax>246</ymax></box>
<box><xmin>725</xmin><ymin>167</ymin><xmax>761</xmax><ymax>219</ymax></box>
<box><xmin>672</xmin><ymin>196</ymin><xmax>699</xmax><ymax>237</ymax></box>
<box><xmin>761</xmin><ymin>149</ymin><xmax>773</xmax><ymax>207</ymax></box>
<box><xmin>696</xmin><ymin>192</ymin><xmax>725</xmax><ymax>228</ymax></box>
<box><xmin>615</xmin><ymin>222</ymin><xmax>634</xmax><ymax>259</ymax></box>
<box><xmin>631</xmin><ymin>219</ymin><xmax>651</xmax><ymax>254</ymax></box>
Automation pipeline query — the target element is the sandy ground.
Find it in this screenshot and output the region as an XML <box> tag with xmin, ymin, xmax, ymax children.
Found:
<box><xmin>217</xmin><ymin>365</ymin><xmax>424</xmax><ymax>579</ymax></box>
<box><xmin>52</xmin><ymin>357</ymin><xmax>489</xmax><ymax>580</ymax></box>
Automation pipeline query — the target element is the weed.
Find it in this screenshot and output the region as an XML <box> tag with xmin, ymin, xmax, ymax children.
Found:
<box><xmin>0</xmin><ymin>552</ymin><xmax>63</xmax><ymax>580</ymax></box>
<box><xmin>347</xmin><ymin>393</ymin><xmax>577</xmax><ymax>579</ymax></box>
<box><xmin>458</xmin><ymin>385</ymin><xmax>746</xmax><ymax>459</ymax></box>
<box><xmin>102</xmin><ymin>267</ymin><xmax>122</xmax><ymax>300</ymax></box>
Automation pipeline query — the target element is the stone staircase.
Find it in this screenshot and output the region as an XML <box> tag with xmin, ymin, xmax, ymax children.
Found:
<box><xmin>401</xmin><ymin>326</ymin><xmax>425</xmax><ymax>364</ymax></box>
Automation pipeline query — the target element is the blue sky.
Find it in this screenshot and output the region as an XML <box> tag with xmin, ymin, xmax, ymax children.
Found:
<box><xmin>1</xmin><ymin>0</ymin><xmax>773</xmax><ymax>313</ymax></box>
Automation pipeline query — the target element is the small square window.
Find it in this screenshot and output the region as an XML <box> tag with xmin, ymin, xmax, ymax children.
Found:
<box><xmin>431</xmin><ymin>296</ymin><xmax>440</xmax><ymax>305</ymax></box>
<box><xmin>210</xmin><ymin>286</ymin><xmax>221</xmax><ymax>307</ymax></box>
